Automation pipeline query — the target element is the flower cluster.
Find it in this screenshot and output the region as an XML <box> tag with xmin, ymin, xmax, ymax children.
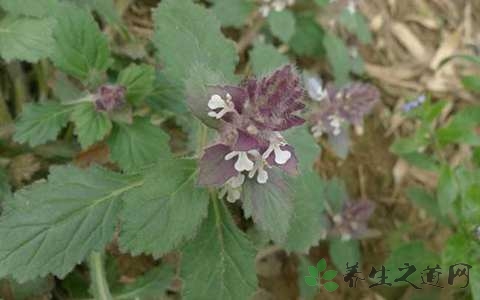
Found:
<box><xmin>197</xmin><ymin>65</ymin><xmax>305</xmax><ymax>202</ymax></box>
<box><xmin>403</xmin><ymin>94</ymin><xmax>426</xmax><ymax>112</ymax></box>
<box><xmin>330</xmin><ymin>200</ymin><xmax>375</xmax><ymax>240</ymax></box>
<box><xmin>94</xmin><ymin>84</ymin><xmax>126</xmax><ymax>112</ymax></box>
<box><xmin>258</xmin><ymin>0</ymin><xmax>295</xmax><ymax>17</ymax></box>
<box><xmin>307</xmin><ymin>79</ymin><xmax>379</xmax><ymax>138</ymax></box>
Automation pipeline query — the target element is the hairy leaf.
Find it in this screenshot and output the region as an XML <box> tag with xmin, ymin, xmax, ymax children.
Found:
<box><xmin>249</xmin><ymin>41</ymin><xmax>289</xmax><ymax>76</ymax></box>
<box><xmin>153</xmin><ymin>0</ymin><xmax>238</xmax><ymax>85</ymax></box>
<box><xmin>50</xmin><ymin>4</ymin><xmax>111</xmax><ymax>82</ymax></box>
<box><xmin>0</xmin><ymin>16</ymin><xmax>55</xmax><ymax>62</ymax></box>
<box><xmin>210</xmin><ymin>0</ymin><xmax>253</xmax><ymax>28</ymax></box>
<box><xmin>181</xmin><ymin>200</ymin><xmax>257</xmax><ymax>300</ymax></box>
<box><xmin>14</xmin><ymin>102</ymin><xmax>72</xmax><ymax>147</ymax></box>
<box><xmin>119</xmin><ymin>158</ymin><xmax>209</xmax><ymax>256</ymax></box>
<box><xmin>118</xmin><ymin>64</ymin><xmax>155</xmax><ymax>104</ymax></box>
<box><xmin>0</xmin><ymin>165</ymin><xmax>141</xmax><ymax>282</ymax></box>
<box><xmin>268</xmin><ymin>11</ymin><xmax>296</xmax><ymax>43</ymax></box>
<box><xmin>71</xmin><ymin>103</ymin><xmax>112</xmax><ymax>149</ymax></box>
<box><xmin>283</xmin><ymin>125</ymin><xmax>320</xmax><ymax>172</ymax></box>
<box><xmin>107</xmin><ymin>117</ymin><xmax>171</xmax><ymax>171</ymax></box>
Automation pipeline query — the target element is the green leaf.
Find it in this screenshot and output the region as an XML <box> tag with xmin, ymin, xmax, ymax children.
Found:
<box><xmin>314</xmin><ymin>0</ymin><xmax>330</xmax><ymax>6</ymax></box>
<box><xmin>283</xmin><ymin>171</ymin><xmax>327</xmax><ymax>253</ymax></box>
<box><xmin>406</xmin><ymin>187</ymin><xmax>450</xmax><ymax>224</ymax></box>
<box><xmin>50</xmin><ymin>4</ymin><xmax>111</xmax><ymax>82</ymax></box>
<box><xmin>323</xmin><ymin>33</ymin><xmax>351</xmax><ymax>85</ymax></box>
<box><xmin>437</xmin><ymin>107</ymin><xmax>480</xmax><ymax>146</ymax></box>
<box><xmin>316</xmin><ymin>258</ymin><xmax>327</xmax><ymax>273</ymax></box>
<box><xmin>4</xmin><ymin>276</ymin><xmax>53</xmax><ymax>300</ymax></box>
<box><xmin>117</xmin><ymin>64</ymin><xmax>155</xmax><ymax>104</ymax></box>
<box><xmin>71</xmin><ymin>103</ymin><xmax>112</xmax><ymax>149</ymax></box>
<box><xmin>298</xmin><ymin>257</ymin><xmax>319</xmax><ymax>298</ymax></box>
<box><xmin>0</xmin><ymin>167</ymin><xmax>11</xmax><ymax>205</ymax></box>
<box><xmin>308</xmin><ymin>266</ymin><xmax>318</xmax><ymax>277</ymax></box>
<box><xmin>107</xmin><ymin>117</ymin><xmax>171</xmax><ymax>172</ymax></box>
<box><xmin>119</xmin><ymin>158</ymin><xmax>209</xmax><ymax>256</ymax></box>
<box><xmin>210</xmin><ymin>0</ymin><xmax>253</xmax><ymax>28</ymax></box>
<box><xmin>461</xmin><ymin>75</ymin><xmax>480</xmax><ymax>93</ymax></box>
<box><xmin>249</xmin><ymin>41</ymin><xmax>289</xmax><ymax>76</ymax></box>
<box><xmin>268</xmin><ymin>11</ymin><xmax>296</xmax><ymax>43</ymax></box>
<box><xmin>242</xmin><ymin>170</ymin><xmax>294</xmax><ymax>244</ymax></box>
<box><xmin>88</xmin><ymin>252</ymin><xmax>113</xmax><ymax>300</ymax></box>
<box><xmin>398</xmin><ymin>152</ymin><xmax>439</xmax><ymax>172</ymax></box>
<box><xmin>323</xmin><ymin>281</ymin><xmax>339</xmax><ymax>292</ymax></box>
<box><xmin>71</xmin><ymin>0</ymin><xmax>122</xmax><ymax>27</ymax></box>
<box><xmin>0</xmin><ymin>16</ymin><xmax>55</xmax><ymax>62</ymax></box>
<box><xmin>304</xmin><ymin>276</ymin><xmax>318</xmax><ymax>287</ymax></box>
<box><xmin>289</xmin><ymin>15</ymin><xmax>325</xmax><ymax>57</ymax></box>
<box><xmin>383</xmin><ymin>241</ymin><xmax>438</xmax><ymax>287</ymax></box>
<box><xmin>339</xmin><ymin>10</ymin><xmax>372</xmax><ymax>44</ymax></box>
<box><xmin>324</xmin><ymin>178</ymin><xmax>349</xmax><ymax>212</ymax></box>
<box><xmin>111</xmin><ymin>266</ymin><xmax>174</xmax><ymax>300</ymax></box>
<box><xmin>437</xmin><ymin>165</ymin><xmax>458</xmax><ymax>216</ymax></box>
<box><xmin>329</xmin><ymin>239</ymin><xmax>361</xmax><ymax>271</ymax></box>
<box><xmin>153</xmin><ymin>0</ymin><xmax>238</xmax><ymax>86</ymax></box>
<box><xmin>181</xmin><ymin>200</ymin><xmax>257</xmax><ymax>300</ymax></box>
<box><xmin>0</xmin><ymin>165</ymin><xmax>141</xmax><ymax>282</ymax></box>
<box><xmin>0</xmin><ymin>0</ymin><xmax>58</xmax><ymax>17</ymax></box>
<box><xmin>283</xmin><ymin>124</ymin><xmax>320</xmax><ymax>172</ymax></box>
<box><xmin>322</xmin><ymin>270</ymin><xmax>338</xmax><ymax>280</ymax></box>
<box><xmin>13</xmin><ymin>102</ymin><xmax>72</xmax><ymax>147</ymax></box>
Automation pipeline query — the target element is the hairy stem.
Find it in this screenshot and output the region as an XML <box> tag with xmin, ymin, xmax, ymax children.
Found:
<box><xmin>88</xmin><ymin>251</ymin><xmax>113</xmax><ymax>300</ymax></box>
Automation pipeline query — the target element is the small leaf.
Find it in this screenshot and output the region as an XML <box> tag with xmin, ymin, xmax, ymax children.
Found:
<box><xmin>329</xmin><ymin>239</ymin><xmax>361</xmax><ymax>272</ymax></box>
<box><xmin>119</xmin><ymin>158</ymin><xmax>209</xmax><ymax>256</ymax></box>
<box><xmin>50</xmin><ymin>3</ymin><xmax>111</xmax><ymax>82</ymax></box>
<box><xmin>117</xmin><ymin>64</ymin><xmax>155</xmax><ymax>104</ymax></box>
<box><xmin>0</xmin><ymin>0</ymin><xmax>58</xmax><ymax>17</ymax></box>
<box><xmin>437</xmin><ymin>165</ymin><xmax>458</xmax><ymax>216</ymax></box>
<box><xmin>307</xmin><ymin>266</ymin><xmax>318</xmax><ymax>278</ymax></box>
<box><xmin>283</xmin><ymin>124</ymin><xmax>320</xmax><ymax>173</ymax></box>
<box><xmin>406</xmin><ymin>187</ymin><xmax>450</xmax><ymax>225</ymax></box>
<box><xmin>298</xmin><ymin>257</ymin><xmax>319</xmax><ymax>299</ymax></box>
<box><xmin>322</xmin><ymin>270</ymin><xmax>338</xmax><ymax>281</ymax></box>
<box><xmin>14</xmin><ymin>102</ymin><xmax>72</xmax><ymax>147</ymax></box>
<box><xmin>210</xmin><ymin>0</ymin><xmax>253</xmax><ymax>28</ymax></box>
<box><xmin>339</xmin><ymin>10</ymin><xmax>372</xmax><ymax>44</ymax></box>
<box><xmin>323</xmin><ymin>281</ymin><xmax>339</xmax><ymax>292</ymax></box>
<box><xmin>107</xmin><ymin>117</ymin><xmax>171</xmax><ymax>171</ymax></box>
<box><xmin>289</xmin><ymin>15</ymin><xmax>325</xmax><ymax>57</ymax></box>
<box><xmin>0</xmin><ymin>16</ymin><xmax>55</xmax><ymax>62</ymax></box>
<box><xmin>268</xmin><ymin>11</ymin><xmax>296</xmax><ymax>43</ymax></box>
<box><xmin>249</xmin><ymin>41</ymin><xmax>289</xmax><ymax>76</ymax></box>
<box><xmin>304</xmin><ymin>276</ymin><xmax>318</xmax><ymax>287</ymax></box>
<box><xmin>323</xmin><ymin>33</ymin><xmax>351</xmax><ymax>85</ymax></box>
<box><xmin>71</xmin><ymin>103</ymin><xmax>112</xmax><ymax>149</ymax></box>
<box><xmin>461</xmin><ymin>75</ymin><xmax>480</xmax><ymax>93</ymax></box>
<box><xmin>111</xmin><ymin>266</ymin><xmax>174</xmax><ymax>299</ymax></box>
<box><xmin>181</xmin><ymin>200</ymin><xmax>257</xmax><ymax>300</ymax></box>
<box><xmin>317</xmin><ymin>258</ymin><xmax>327</xmax><ymax>273</ymax></box>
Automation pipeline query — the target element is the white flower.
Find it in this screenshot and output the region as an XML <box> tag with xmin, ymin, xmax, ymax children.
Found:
<box><xmin>208</xmin><ymin>93</ymin><xmax>235</xmax><ymax>119</ymax></box>
<box><xmin>262</xmin><ymin>132</ymin><xmax>291</xmax><ymax>165</ymax></box>
<box><xmin>219</xmin><ymin>174</ymin><xmax>245</xmax><ymax>203</ymax></box>
<box><xmin>225</xmin><ymin>151</ymin><xmax>254</xmax><ymax>172</ymax></box>
<box><xmin>328</xmin><ymin>115</ymin><xmax>343</xmax><ymax>136</ymax></box>
<box><xmin>347</xmin><ymin>1</ymin><xmax>356</xmax><ymax>14</ymax></box>
<box><xmin>248</xmin><ymin>150</ymin><xmax>270</xmax><ymax>184</ymax></box>
<box><xmin>305</xmin><ymin>75</ymin><xmax>327</xmax><ymax>102</ymax></box>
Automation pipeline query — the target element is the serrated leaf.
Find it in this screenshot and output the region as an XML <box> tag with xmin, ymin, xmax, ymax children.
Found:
<box><xmin>0</xmin><ymin>165</ymin><xmax>141</xmax><ymax>282</ymax></box>
<box><xmin>0</xmin><ymin>16</ymin><xmax>55</xmax><ymax>62</ymax></box>
<box><xmin>289</xmin><ymin>15</ymin><xmax>325</xmax><ymax>57</ymax></box>
<box><xmin>117</xmin><ymin>64</ymin><xmax>155</xmax><ymax>104</ymax></box>
<box><xmin>329</xmin><ymin>239</ymin><xmax>361</xmax><ymax>272</ymax></box>
<box><xmin>317</xmin><ymin>258</ymin><xmax>327</xmax><ymax>273</ymax></box>
<box><xmin>50</xmin><ymin>4</ymin><xmax>111</xmax><ymax>82</ymax></box>
<box><xmin>242</xmin><ymin>170</ymin><xmax>293</xmax><ymax>244</ymax></box>
<box><xmin>111</xmin><ymin>266</ymin><xmax>174</xmax><ymax>299</ymax></box>
<box><xmin>322</xmin><ymin>270</ymin><xmax>338</xmax><ymax>280</ymax></box>
<box><xmin>437</xmin><ymin>165</ymin><xmax>458</xmax><ymax>216</ymax></box>
<box><xmin>0</xmin><ymin>0</ymin><xmax>58</xmax><ymax>17</ymax></box>
<box><xmin>71</xmin><ymin>103</ymin><xmax>112</xmax><ymax>149</ymax></box>
<box><xmin>268</xmin><ymin>11</ymin><xmax>296</xmax><ymax>43</ymax></box>
<box><xmin>181</xmin><ymin>200</ymin><xmax>257</xmax><ymax>300</ymax></box>
<box><xmin>119</xmin><ymin>158</ymin><xmax>209</xmax><ymax>256</ymax></box>
<box><xmin>283</xmin><ymin>124</ymin><xmax>320</xmax><ymax>173</ymax></box>
<box><xmin>210</xmin><ymin>0</ymin><xmax>253</xmax><ymax>28</ymax></box>
<box><xmin>283</xmin><ymin>171</ymin><xmax>327</xmax><ymax>253</ymax></box>
<box><xmin>107</xmin><ymin>117</ymin><xmax>171</xmax><ymax>171</ymax></box>
<box><xmin>153</xmin><ymin>0</ymin><xmax>238</xmax><ymax>86</ymax></box>
<box><xmin>323</xmin><ymin>33</ymin><xmax>351</xmax><ymax>85</ymax></box>
<box><xmin>323</xmin><ymin>281</ymin><xmax>339</xmax><ymax>292</ymax></box>
<box><xmin>249</xmin><ymin>41</ymin><xmax>289</xmax><ymax>77</ymax></box>
<box><xmin>14</xmin><ymin>102</ymin><xmax>73</xmax><ymax>147</ymax></box>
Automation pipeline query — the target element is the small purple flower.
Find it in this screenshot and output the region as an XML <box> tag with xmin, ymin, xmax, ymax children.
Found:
<box><xmin>310</xmin><ymin>82</ymin><xmax>379</xmax><ymax>137</ymax></box>
<box><xmin>403</xmin><ymin>94</ymin><xmax>426</xmax><ymax>112</ymax></box>
<box><xmin>94</xmin><ymin>84</ymin><xmax>126</xmax><ymax>112</ymax></box>
<box><xmin>330</xmin><ymin>200</ymin><xmax>375</xmax><ymax>240</ymax></box>
<box><xmin>194</xmin><ymin>65</ymin><xmax>305</xmax><ymax>202</ymax></box>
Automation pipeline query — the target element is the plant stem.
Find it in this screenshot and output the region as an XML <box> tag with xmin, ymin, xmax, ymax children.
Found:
<box><xmin>88</xmin><ymin>251</ymin><xmax>113</xmax><ymax>300</ymax></box>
